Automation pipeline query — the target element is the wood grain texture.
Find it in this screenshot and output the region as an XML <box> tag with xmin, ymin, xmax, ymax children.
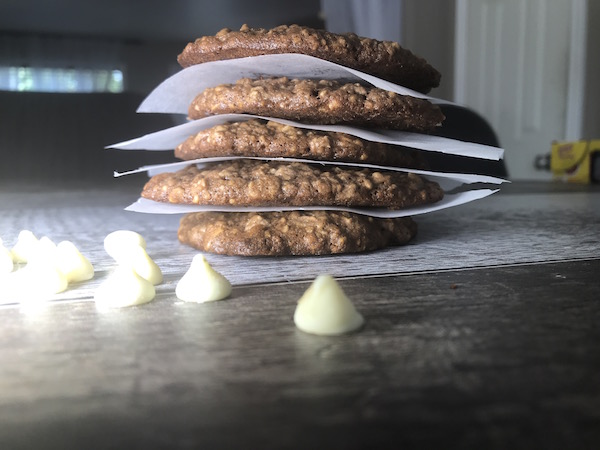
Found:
<box><xmin>1</xmin><ymin>180</ymin><xmax>599</xmax><ymax>303</ymax></box>
<box><xmin>0</xmin><ymin>260</ymin><xmax>599</xmax><ymax>449</ymax></box>
<box><xmin>0</xmin><ymin>92</ymin><xmax>177</xmax><ymax>183</ymax></box>
<box><xmin>1</xmin><ymin>181</ymin><xmax>599</xmax><ymax>448</ymax></box>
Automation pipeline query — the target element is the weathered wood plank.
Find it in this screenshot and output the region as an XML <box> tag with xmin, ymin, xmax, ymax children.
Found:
<box><xmin>0</xmin><ymin>260</ymin><xmax>598</xmax><ymax>449</ymax></box>
<box><xmin>1</xmin><ymin>181</ymin><xmax>599</xmax><ymax>304</ymax></box>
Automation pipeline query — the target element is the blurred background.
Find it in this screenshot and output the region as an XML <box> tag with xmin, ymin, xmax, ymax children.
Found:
<box><xmin>0</xmin><ymin>0</ymin><xmax>598</xmax><ymax>184</ymax></box>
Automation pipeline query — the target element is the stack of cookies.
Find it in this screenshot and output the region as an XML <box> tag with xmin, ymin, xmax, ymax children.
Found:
<box><xmin>138</xmin><ymin>24</ymin><xmax>447</xmax><ymax>256</ymax></box>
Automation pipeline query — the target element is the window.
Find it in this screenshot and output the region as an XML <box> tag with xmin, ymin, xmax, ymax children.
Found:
<box><xmin>0</xmin><ymin>67</ymin><xmax>124</xmax><ymax>93</ymax></box>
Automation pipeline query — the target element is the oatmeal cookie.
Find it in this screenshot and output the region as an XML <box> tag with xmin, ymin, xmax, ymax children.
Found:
<box><xmin>188</xmin><ymin>77</ymin><xmax>444</xmax><ymax>132</ymax></box>
<box><xmin>178</xmin><ymin>210</ymin><xmax>418</xmax><ymax>256</ymax></box>
<box><xmin>177</xmin><ymin>24</ymin><xmax>440</xmax><ymax>93</ymax></box>
<box><xmin>175</xmin><ymin>119</ymin><xmax>428</xmax><ymax>169</ymax></box>
<box><xmin>141</xmin><ymin>160</ymin><xmax>443</xmax><ymax>209</ymax></box>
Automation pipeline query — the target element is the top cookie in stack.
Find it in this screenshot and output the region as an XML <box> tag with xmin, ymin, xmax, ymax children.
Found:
<box><xmin>177</xmin><ymin>24</ymin><xmax>441</xmax><ymax>94</ymax></box>
<box><xmin>141</xmin><ymin>24</ymin><xmax>445</xmax><ymax>256</ymax></box>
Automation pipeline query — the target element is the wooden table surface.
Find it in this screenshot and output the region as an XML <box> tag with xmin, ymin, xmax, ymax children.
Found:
<box><xmin>1</xmin><ymin>179</ymin><xmax>599</xmax><ymax>449</ymax></box>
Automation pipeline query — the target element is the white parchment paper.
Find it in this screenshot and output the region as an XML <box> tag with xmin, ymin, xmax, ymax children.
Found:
<box><xmin>137</xmin><ymin>54</ymin><xmax>452</xmax><ymax>115</ymax></box>
<box><xmin>108</xmin><ymin>114</ymin><xmax>504</xmax><ymax>160</ymax></box>
<box><xmin>125</xmin><ymin>189</ymin><xmax>500</xmax><ymax>218</ymax></box>
<box><xmin>118</xmin><ymin>54</ymin><xmax>506</xmax><ymax>220</ymax></box>
<box><xmin>114</xmin><ymin>156</ymin><xmax>508</xmax><ymax>192</ymax></box>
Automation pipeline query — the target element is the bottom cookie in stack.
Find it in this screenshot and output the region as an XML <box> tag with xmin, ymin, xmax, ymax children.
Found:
<box><xmin>178</xmin><ymin>211</ymin><xmax>417</xmax><ymax>256</ymax></box>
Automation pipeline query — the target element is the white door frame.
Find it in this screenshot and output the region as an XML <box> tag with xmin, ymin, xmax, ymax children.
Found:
<box><xmin>454</xmin><ymin>0</ymin><xmax>588</xmax><ymax>142</ymax></box>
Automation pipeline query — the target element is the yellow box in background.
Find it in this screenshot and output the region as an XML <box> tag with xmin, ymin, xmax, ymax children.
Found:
<box><xmin>551</xmin><ymin>139</ymin><xmax>600</xmax><ymax>184</ymax></box>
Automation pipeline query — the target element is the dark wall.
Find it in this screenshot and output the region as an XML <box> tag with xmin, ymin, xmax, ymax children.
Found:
<box><xmin>0</xmin><ymin>91</ymin><xmax>178</xmax><ymax>185</ymax></box>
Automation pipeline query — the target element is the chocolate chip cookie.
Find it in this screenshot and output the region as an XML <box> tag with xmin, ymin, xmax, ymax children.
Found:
<box><xmin>177</xmin><ymin>24</ymin><xmax>440</xmax><ymax>93</ymax></box>
<box><xmin>178</xmin><ymin>210</ymin><xmax>417</xmax><ymax>256</ymax></box>
<box><xmin>175</xmin><ymin>119</ymin><xmax>428</xmax><ymax>168</ymax></box>
<box><xmin>141</xmin><ymin>160</ymin><xmax>443</xmax><ymax>209</ymax></box>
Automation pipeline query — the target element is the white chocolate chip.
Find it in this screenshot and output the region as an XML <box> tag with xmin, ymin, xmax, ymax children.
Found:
<box><xmin>56</xmin><ymin>240</ymin><xmax>94</xmax><ymax>283</ymax></box>
<box><xmin>293</xmin><ymin>274</ymin><xmax>364</xmax><ymax>336</ymax></box>
<box><xmin>104</xmin><ymin>230</ymin><xmax>146</xmax><ymax>262</ymax></box>
<box><xmin>0</xmin><ymin>244</ymin><xmax>14</xmax><ymax>274</ymax></box>
<box><xmin>19</xmin><ymin>260</ymin><xmax>69</xmax><ymax>296</ymax></box>
<box><xmin>32</xmin><ymin>236</ymin><xmax>57</xmax><ymax>262</ymax></box>
<box><xmin>126</xmin><ymin>246</ymin><xmax>163</xmax><ymax>285</ymax></box>
<box><xmin>94</xmin><ymin>266</ymin><xmax>155</xmax><ymax>308</ymax></box>
<box><xmin>12</xmin><ymin>236</ymin><xmax>67</xmax><ymax>296</ymax></box>
<box><xmin>10</xmin><ymin>230</ymin><xmax>39</xmax><ymax>263</ymax></box>
<box><xmin>176</xmin><ymin>254</ymin><xmax>232</xmax><ymax>303</ymax></box>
